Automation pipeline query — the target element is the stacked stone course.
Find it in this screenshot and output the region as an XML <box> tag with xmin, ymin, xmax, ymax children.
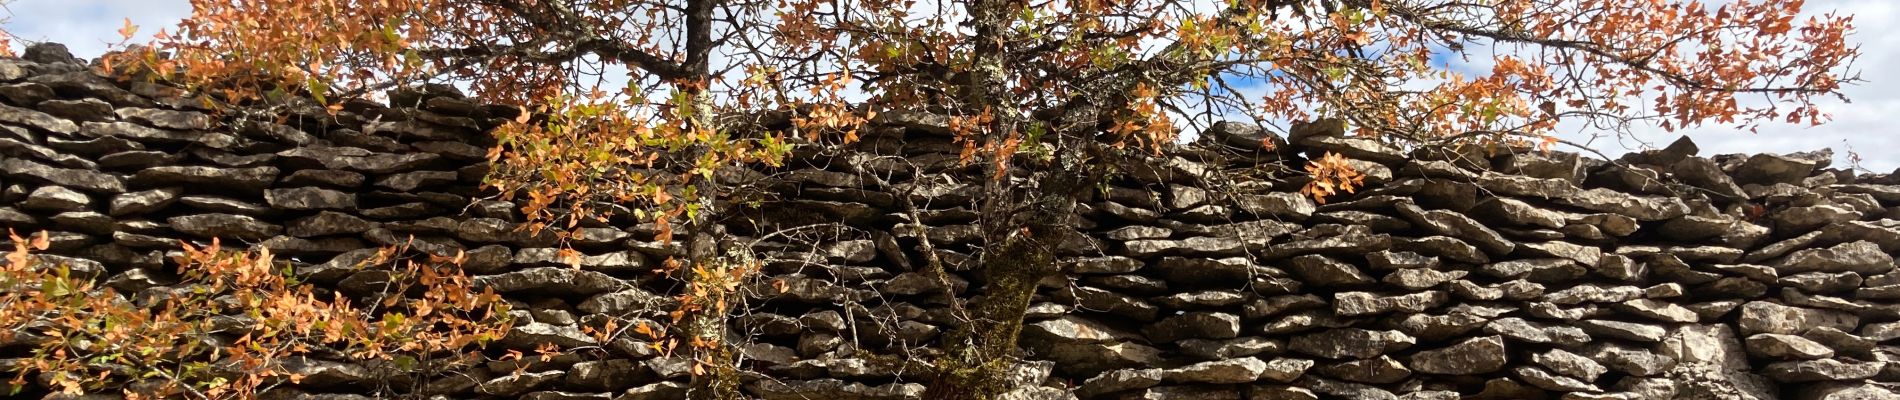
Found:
<box><xmin>2</xmin><ymin>43</ymin><xmax>1900</xmax><ymax>399</ymax></box>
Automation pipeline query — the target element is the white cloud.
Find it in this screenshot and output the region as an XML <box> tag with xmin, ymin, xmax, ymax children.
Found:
<box><xmin>4</xmin><ymin>0</ymin><xmax>191</xmax><ymax>57</ymax></box>
<box><xmin>1580</xmin><ymin>0</ymin><xmax>1900</xmax><ymax>172</ymax></box>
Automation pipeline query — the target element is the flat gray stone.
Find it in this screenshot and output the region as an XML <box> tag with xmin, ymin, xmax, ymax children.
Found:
<box><xmin>1531</xmin><ymin>349</ymin><xmax>1607</xmax><ymax>381</ymax></box>
<box><xmin>1289</xmin><ymin>328</ymin><xmax>1415</xmax><ymax>359</ymax></box>
<box><xmin>1</xmin><ymin>157</ymin><xmax>123</xmax><ymax>193</ymax></box>
<box><xmin>168</xmin><ymin>213</ymin><xmax>282</xmax><ymax>240</ymax></box>
<box><xmin>1774</xmin><ymin>240</ymin><xmax>1894</xmax><ymax>274</ymax></box>
<box><xmin>1162</xmin><ymin>357</ymin><xmax>1266</xmax><ymax>384</ymax></box>
<box><xmin>1745</xmin><ymin>333</ymin><xmax>1833</xmax><ymax>360</ymax></box>
<box><xmin>132</xmin><ymin>165</ymin><xmax>278</xmax><ymax>192</ymax></box>
<box><xmin>265</xmin><ymin>187</ymin><xmax>357</xmax><ymax>210</ymax></box>
<box><xmin>20</xmin><ymin>185</ymin><xmax>90</xmax><ymax>211</ymax></box>
<box><xmin>1408</xmin><ymin>335</ymin><xmax>1507</xmax><ymax>375</ymax></box>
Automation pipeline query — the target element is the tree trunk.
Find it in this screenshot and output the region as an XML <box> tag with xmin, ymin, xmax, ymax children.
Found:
<box><xmin>921</xmin><ymin>0</ymin><xmax>1109</xmax><ymax>396</ymax></box>
<box><xmin>928</xmin><ymin>160</ymin><xmax>1088</xmax><ymax>399</ymax></box>
<box><xmin>682</xmin><ymin>202</ymin><xmax>741</xmax><ymax>400</ymax></box>
<box><xmin>926</xmin><ymin>232</ymin><xmax>1057</xmax><ymax>399</ymax></box>
<box><xmin>681</xmin><ymin>97</ymin><xmax>743</xmax><ymax>400</ymax></box>
<box><xmin>680</xmin><ymin>0</ymin><xmax>741</xmax><ymax>395</ymax></box>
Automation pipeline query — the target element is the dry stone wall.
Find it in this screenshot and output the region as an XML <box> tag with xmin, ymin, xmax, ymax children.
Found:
<box><xmin>3</xmin><ymin>43</ymin><xmax>1900</xmax><ymax>399</ymax></box>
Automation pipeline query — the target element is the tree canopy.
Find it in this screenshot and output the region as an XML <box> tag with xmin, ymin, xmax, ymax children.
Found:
<box><xmin>72</xmin><ymin>0</ymin><xmax>1862</xmax><ymax>398</ymax></box>
<box><xmin>121</xmin><ymin>0</ymin><xmax>1856</xmax><ymax>214</ymax></box>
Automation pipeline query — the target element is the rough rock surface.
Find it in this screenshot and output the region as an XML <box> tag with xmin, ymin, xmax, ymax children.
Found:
<box><xmin>4</xmin><ymin>44</ymin><xmax>1900</xmax><ymax>399</ymax></box>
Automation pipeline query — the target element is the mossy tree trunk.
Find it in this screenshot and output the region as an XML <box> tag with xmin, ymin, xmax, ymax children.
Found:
<box><xmin>682</xmin><ymin>212</ymin><xmax>742</xmax><ymax>400</ymax></box>
<box><xmin>926</xmin><ymin>233</ymin><xmax>1058</xmax><ymax>399</ymax></box>
<box><xmin>927</xmin><ymin>135</ymin><xmax>1094</xmax><ymax>400</ymax></box>
<box><xmin>680</xmin><ymin>0</ymin><xmax>743</xmax><ymax>396</ymax></box>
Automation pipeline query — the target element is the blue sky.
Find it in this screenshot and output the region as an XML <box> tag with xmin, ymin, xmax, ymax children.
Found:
<box><xmin>10</xmin><ymin>0</ymin><xmax>1898</xmax><ymax>172</ymax></box>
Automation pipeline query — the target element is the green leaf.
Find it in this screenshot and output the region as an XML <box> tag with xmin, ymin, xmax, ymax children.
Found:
<box><xmin>383</xmin><ymin>313</ymin><xmax>407</xmax><ymax>335</ymax></box>
<box><xmin>671</xmin><ymin>90</ymin><xmax>693</xmax><ymax>119</ymax></box>
<box><xmin>381</xmin><ymin>17</ymin><xmax>403</xmax><ymax>50</ymax></box>
<box><xmin>306</xmin><ymin>78</ymin><xmax>328</xmax><ymax>105</ymax></box>
<box><xmin>394</xmin><ymin>355</ymin><xmax>418</xmax><ymax>370</ymax></box>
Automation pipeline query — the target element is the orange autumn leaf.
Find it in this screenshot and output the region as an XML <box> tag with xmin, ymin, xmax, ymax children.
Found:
<box><xmin>1301</xmin><ymin>152</ymin><xmax>1367</xmax><ymax>204</ymax></box>
<box><xmin>117</xmin><ymin>18</ymin><xmax>138</xmax><ymax>41</ymax></box>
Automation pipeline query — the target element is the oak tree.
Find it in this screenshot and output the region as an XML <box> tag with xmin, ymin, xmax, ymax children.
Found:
<box><xmin>116</xmin><ymin>0</ymin><xmax>1858</xmax><ymax>398</ymax></box>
